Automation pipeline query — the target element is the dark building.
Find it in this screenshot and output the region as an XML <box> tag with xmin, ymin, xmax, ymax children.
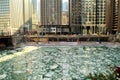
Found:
<box><xmin>112</xmin><ymin>0</ymin><xmax>119</xmax><ymax>34</ymax></box>
<box><xmin>41</xmin><ymin>0</ymin><xmax>62</xmax><ymax>25</ymax></box>
<box><xmin>118</xmin><ymin>0</ymin><xmax>120</xmax><ymax>33</ymax></box>
<box><xmin>40</xmin><ymin>0</ymin><xmax>63</xmax><ymax>34</ymax></box>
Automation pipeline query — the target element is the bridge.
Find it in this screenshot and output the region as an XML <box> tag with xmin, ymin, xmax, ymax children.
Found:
<box><xmin>26</xmin><ymin>34</ymin><xmax>109</xmax><ymax>42</ymax></box>
<box><xmin>0</xmin><ymin>34</ymin><xmax>110</xmax><ymax>48</ymax></box>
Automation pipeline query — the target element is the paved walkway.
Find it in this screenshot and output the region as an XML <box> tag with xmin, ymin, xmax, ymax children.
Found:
<box><xmin>17</xmin><ymin>42</ymin><xmax>120</xmax><ymax>47</ymax></box>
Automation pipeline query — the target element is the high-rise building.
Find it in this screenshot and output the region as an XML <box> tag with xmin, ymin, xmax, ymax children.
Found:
<box><xmin>106</xmin><ymin>0</ymin><xmax>112</xmax><ymax>34</ymax></box>
<box><xmin>40</xmin><ymin>0</ymin><xmax>62</xmax><ymax>33</ymax></box>
<box><xmin>41</xmin><ymin>0</ymin><xmax>62</xmax><ymax>25</ymax></box>
<box><xmin>0</xmin><ymin>0</ymin><xmax>32</xmax><ymax>36</ymax></box>
<box><xmin>112</xmin><ymin>0</ymin><xmax>119</xmax><ymax>34</ymax></box>
<box><xmin>70</xmin><ymin>0</ymin><xmax>107</xmax><ymax>34</ymax></box>
<box><xmin>106</xmin><ymin>0</ymin><xmax>120</xmax><ymax>34</ymax></box>
<box><xmin>118</xmin><ymin>0</ymin><xmax>120</xmax><ymax>33</ymax></box>
<box><xmin>0</xmin><ymin>0</ymin><xmax>10</xmax><ymax>35</ymax></box>
<box><xmin>96</xmin><ymin>0</ymin><xmax>106</xmax><ymax>34</ymax></box>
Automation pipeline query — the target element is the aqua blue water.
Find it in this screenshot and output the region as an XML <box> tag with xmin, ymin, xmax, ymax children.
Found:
<box><xmin>0</xmin><ymin>46</ymin><xmax>120</xmax><ymax>80</ymax></box>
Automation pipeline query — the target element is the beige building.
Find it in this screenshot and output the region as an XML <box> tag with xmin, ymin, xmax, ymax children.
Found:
<box><xmin>0</xmin><ymin>0</ymin><xmax>32</xmax><ymax>36</ymax></box>
<box><xmin>62</xmin><ymin>11</ymin><xmax>69</xmax><ymax>25</ymax></box>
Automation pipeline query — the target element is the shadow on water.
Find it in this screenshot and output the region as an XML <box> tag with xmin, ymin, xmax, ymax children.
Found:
<box><xmin>0</xmin><ymin>47</ymin><xmax>38</xmax><ymax>80</ymax></box>
<box><xmin>0</xmin><ymin>46</ymin><xmax>22</xmax><ymax>57</ymax></box>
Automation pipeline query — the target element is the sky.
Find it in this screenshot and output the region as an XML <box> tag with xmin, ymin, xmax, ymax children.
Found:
<box><xmin>62</xmin><ymin>0</ymin><xmax>68</xmax><ymax>11</ymax></box>
<box><xmin>62</xmin><ymin>0</ymin><xmax>68</xmax><ymax>3</ymax></box>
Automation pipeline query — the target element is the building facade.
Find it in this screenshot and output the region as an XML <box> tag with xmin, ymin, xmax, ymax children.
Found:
<box><xmin>0</xmin><ymin>0</ymin><xmax>32</xmax><ymax>36</ymax></box>
<box><xmin>118</xmin><ymin>0</ymin><xmax>120</xmax><ymax>33</ymax></box>
<box><xmin>112</xmin><ymin>0</ymin><xmax>119</xmax><ymax>34</ymax></box>
<box><xmin>106</xmin><ymin>0</ymin><xmax>120</xmax><ymax>34</ymax></box>
<box><xmin>41</xmin><ymin>0</ymin><xmax>62</xmax><ymax>25</ymax></box>
<box><xmin>40</xmin><ymin>0</ymin><xmax>63</xmax><ymax>34</ymax></box>
<box><xmin>0</xmin><ymin>0</ymin><xmax>10</xmax><ymax>35</ymax></box>
<box><xmin>70</xmin><ymin>0</ymin><xmax>107</xmax><ymax>34</ymax></box>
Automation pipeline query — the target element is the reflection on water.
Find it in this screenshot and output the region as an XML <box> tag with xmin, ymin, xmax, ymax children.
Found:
<box><xmin>0</xmin><ymin>46</ymin><xmax>120</xmax><ymax>80</ymax></box>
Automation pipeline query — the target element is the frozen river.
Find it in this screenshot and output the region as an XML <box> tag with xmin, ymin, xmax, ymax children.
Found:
<box><xmin>0</xmin><ymin>46</ymin><xmax>120</xmax><ymax>80</ymax></box>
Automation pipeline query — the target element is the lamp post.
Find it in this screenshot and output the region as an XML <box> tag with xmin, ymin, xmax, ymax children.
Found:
<box><xmin>7</xmin><ymin>21</ymin><xmax>11</xmax><ymax>36</ymax></box>
<box><xmin>4</xmin><ymin>23</ymin><xmax>7</xmax><ymax>36</ymax></box>
<box><xmin>97</xmin><ymin>24</ymin><xmax>101</xmax><ymax>35</ymax></box>
<box><xmin>93</xmin><ymin>3</ymin><xmax>96</xmax><ymax>34</ymax></box>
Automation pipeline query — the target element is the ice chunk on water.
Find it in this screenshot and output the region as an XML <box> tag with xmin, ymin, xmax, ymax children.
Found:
<box><xmin>50</xmin><ymin>64</ymin><xmax>58</xmax><ymax>69</ymax></box>
<box><xmin>44</xmin><ymin>78</ymin><xmax>51</xmax><ymax>80</ymax></box>
<box><xmin>45</xmin><ymin>71</ymin><xmax>54</xmax><ymax>77</ymax></box>
<box><xmin>14</xmin><ymin>71</ymin><xmax>26</xmax><ymax>74</ymax></box>
<box><xmin>0</xmin><ymin>74</ymin><xmax>6</xmax><ymax>79</ymax></box>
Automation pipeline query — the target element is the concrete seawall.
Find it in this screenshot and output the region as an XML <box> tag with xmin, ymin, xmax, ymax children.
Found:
<box><xmin>0</xmin><ymin>36</ymin><xmax>13</xmax><ymax>48</ymax></box>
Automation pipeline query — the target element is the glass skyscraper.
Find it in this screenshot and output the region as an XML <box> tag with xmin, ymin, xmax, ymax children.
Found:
<box><xmin>0</xmin><ymin>0</ymin><xmax>10</xmax><ymax>35</ymax></box>
<box><xmin>0</xmin><ymin>0</ymin><xmax>32</xmax><ymax>36</ymax></box>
